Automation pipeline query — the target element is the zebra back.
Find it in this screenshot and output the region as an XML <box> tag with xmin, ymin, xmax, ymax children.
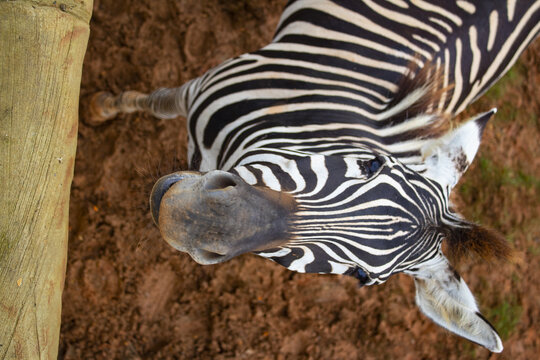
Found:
<box><xmin>182</xmin><ymin>0</ymin><xmax>539</xmax><ymax>172</ymax></box>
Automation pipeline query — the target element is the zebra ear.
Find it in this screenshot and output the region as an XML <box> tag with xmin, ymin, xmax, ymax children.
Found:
<box><xmin>421</xmin><ymin>110</ymin><xmax>495</xmax><ymax>191</ymax></box>
<box><xmin>413</xmin><ymin>255</ymin><xmax>502</xmax><ymax>352</ymax></box>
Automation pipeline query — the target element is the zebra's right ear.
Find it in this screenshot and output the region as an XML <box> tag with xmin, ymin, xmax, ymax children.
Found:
<box><xmin>413</xmin><ymin>255</ymin><xmax>503</xmax><ymax>352</ymax></box>
<box><xmin>420</xmin><ymin>110</ymin><xmax>495</xmax><ymax>192</ymax></box>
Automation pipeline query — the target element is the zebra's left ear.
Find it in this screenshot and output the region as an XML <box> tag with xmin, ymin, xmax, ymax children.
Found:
<box><xmin>421</xmin><ymin>109</ymin><xmax>495</xmax><ymax>191</ymax></box>
<box><xmin>413</xmin><ymin>254</ymin><xmax>503</xmax><ymax>352</ymax></box>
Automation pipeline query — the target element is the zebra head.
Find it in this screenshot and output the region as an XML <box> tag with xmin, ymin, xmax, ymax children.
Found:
<box><xmin>150</xmin><ymin>110</ymin><xmax>509</xmax><ymax>352</ymax></box>
<box><xmin>150</xmin><ymin>110</ymin><xmax>499</xmax><ymax>272</ymax></box>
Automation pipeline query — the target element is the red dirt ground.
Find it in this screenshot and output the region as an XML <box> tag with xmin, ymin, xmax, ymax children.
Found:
<box><xmin>60</xmin><ymin>1</ymin><xmax>540</xmax><ymax>359</ymax></box>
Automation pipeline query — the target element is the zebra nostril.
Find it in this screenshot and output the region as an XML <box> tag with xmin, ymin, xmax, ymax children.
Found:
<box><xmin>204</xmin><ymin>173</ymin><xmax>238</xmax><ymax>191</ymax></box>
<box><xmin>150</xmin><ymin>174</ymin><xmax>184</xmax><ymax>225</ymax></box>
<box><xmin>199</xmin><ymin>249</ymin><xmax>227</xmax><ymax>260</ymax></box>
<box><xmin>191</xmin><ymin>248</ymin><xmax>229</xmax><ymax>264</ymax></box>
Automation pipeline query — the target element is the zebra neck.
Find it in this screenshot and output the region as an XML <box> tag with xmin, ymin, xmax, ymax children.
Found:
<box><xmin>212</xmin><ymin>115</ymin><xmax>442</xmax><ymax>173</ymax></box>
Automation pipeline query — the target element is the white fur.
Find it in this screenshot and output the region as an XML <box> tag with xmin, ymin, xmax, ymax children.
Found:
<box><xmin>414</xmin><ymin>255</ymin><xmax>503</xmax><ymax>353</ymax></box>
<box><xmin>421</xmin><ymin>110</ymin><xmax>495</xmax><ymax>192</ymax></box>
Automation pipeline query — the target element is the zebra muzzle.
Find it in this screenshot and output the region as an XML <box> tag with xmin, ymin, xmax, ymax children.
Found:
<box><xmin>150</xmin><ymin>170</ymin><xmax>296</xmax><ymax>264</ymax></box>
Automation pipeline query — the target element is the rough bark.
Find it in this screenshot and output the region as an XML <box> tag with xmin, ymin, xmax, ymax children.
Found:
<box><xmin>0</xmin><ymin>1</ymin><xmax>92</xmax><ymax>358</ymax></box>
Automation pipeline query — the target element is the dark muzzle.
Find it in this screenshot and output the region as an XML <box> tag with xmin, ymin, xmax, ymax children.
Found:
<box><xmin>150</xmin><ymin>170</ymin><xmax>296</xmax><ymax>264</ymax></box>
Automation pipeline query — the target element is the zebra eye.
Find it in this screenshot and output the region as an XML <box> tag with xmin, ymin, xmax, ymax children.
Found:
<box><xmin>369</xmin><ymin>159</ymin><xmax>381</xmax><ymax>172</ymax></box>
<box><xmin>344</xmin><ymin>266</ymin><xmax>372</xmax><ymax>287</ymax></box>
<box><xmin>356</xmin><ymin>267</ymin><xmax>370</xmax><ymax>287</ymax></box>
<box><xmin>365</xmin><ymin>157</ymin><xmax>382</xmax><ymax>176</ymax></box>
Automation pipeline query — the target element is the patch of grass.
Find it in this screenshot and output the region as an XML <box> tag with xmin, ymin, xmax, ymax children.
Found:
<box><xmin>527</xmin><ymin>111</ymin><xmax>538</xmax><ymax>126</ymax></box>
<box><xmin>461</xmin><ymin>341</ymin><xmax>477</xmax><ymax>359</ymax></box>
<box><xmin>458</xmin><ymin>181</ymin><xmax>485</xmax><ymax>224</ymax></box>
<box><xmin>476</xmin><ymin>156</ymin><xmax>540</xmax><ymax>190</ymax></box>
<box><xmin>487</xmin><ymin>297</ymin><xmax>522</xmax><ymax>340</ymax></box>
<box><xmin>458</xmin><ymin>154</ymin><xmax>540</xmax><ymax>228</ymax></box>
<box><xmin>479</xmin><ymin>63</ymin><xmax>530</xmax><ymax>125</ymax></box>
<box><xmin>483</xmin><ymin>64</ymin><xmax>526</xmax><ymax>102</ymax></box>
<box><xmin>528</xmin><ymin>244</ymin><xmax>540</xmax><ymax>256</ymax></box>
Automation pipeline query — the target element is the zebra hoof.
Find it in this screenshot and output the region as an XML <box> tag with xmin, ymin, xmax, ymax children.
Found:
<box><xmin>87</xmin><ymin>91</ymin><xmax>118</xmax><ymax>125</ymax></box>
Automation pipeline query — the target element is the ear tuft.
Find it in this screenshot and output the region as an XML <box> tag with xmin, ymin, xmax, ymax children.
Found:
<box><xmin>442</xmin><ymin>222</ymin><xmax>517</xmax><ymax>264</ymax></box>
<box><xmin>421</xmin><ymin>110</ymin><xmax>495</xmax><ymax>191</ymax></box>
<box><xmin>475</xmin><ymin>108</ymin><xmax>496</xmax><ymax>135</ymax></box>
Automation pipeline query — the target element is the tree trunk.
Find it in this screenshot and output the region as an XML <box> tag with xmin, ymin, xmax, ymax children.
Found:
<box><xmin>0</xmin><ymin>1</ymin><xmax>92</xmax><ymax>358</ymax></box>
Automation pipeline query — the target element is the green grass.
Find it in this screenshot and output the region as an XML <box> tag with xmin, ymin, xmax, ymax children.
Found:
<box><xmin>529</xmin><ymin>244</ymin><xmax>540</xmax><ymax>256</ymax></box>
<box><xmin>487</xmin><ymin>297</ymin><xmax>522</xmax><ymax>340</ymax></box>
<box><xmin>476</xmin><ymin>156</ymin><xmax>540</xmax><ymax>189</ymax></box>
<box><xmin>458</xmin><ymin>154</ymin><xmax>540</xmax><ymax>228</ymax></box>
<box><xmin>479</xmin><ymin>62</ymin><xmax>534</xmax><ymax>125</ymax></box>
<box><xmin>459</xmin><ymin>156</ymin><xmax>540</xmax><ymax>203</ymax></box>
<box><xmin>483</xmin><ymin>64</ymin><xmax>526</xmax><ymax>103</ymax></box>
<box><xmin>461</xmin><ymin>341</ymin><xmax>477</xmax><ymax>359</ymax></box>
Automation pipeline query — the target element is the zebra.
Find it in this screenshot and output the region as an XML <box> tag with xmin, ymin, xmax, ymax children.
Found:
<box><xmin>91</xmin><ymin>0</ymin><xmax>539</xmax><ymax>353</ymax></box>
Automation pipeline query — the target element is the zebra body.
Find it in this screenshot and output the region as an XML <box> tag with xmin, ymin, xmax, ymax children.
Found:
<box><xmin>182</xmin><ymin>0</ymin><xmax>539</xmax><ymax>172</ymax></box>
<box><xmin>92</xmin><ymin>0</ymin><xmax>539</xmax><ymax>352</ymax></box>
<box><xmin>169</xmin><ymin>0</ymin><xmax>536</xmax><ymax>279</ymax></box>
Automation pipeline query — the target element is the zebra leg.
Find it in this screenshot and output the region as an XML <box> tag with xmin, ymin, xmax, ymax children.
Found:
<box><xmin>89</xmin><ymin>86</ymin><xmax>189</xmax><ymax>124</ymax></box>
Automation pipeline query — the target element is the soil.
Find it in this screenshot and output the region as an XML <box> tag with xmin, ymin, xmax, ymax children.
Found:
<box><xmin>60</xmin><ymin>1</ymin><xmax>540</xmax><ymax>359</ymax></box>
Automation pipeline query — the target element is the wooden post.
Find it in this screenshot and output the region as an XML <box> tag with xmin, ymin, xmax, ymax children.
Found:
<box><xmin>0</xmin><ymin>1</ymin><xmax>92</xmax><ymax>358</ymax></box>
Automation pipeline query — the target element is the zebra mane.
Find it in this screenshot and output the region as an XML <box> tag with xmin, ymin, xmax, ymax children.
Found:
<box><xmin>438</xmin><ymin>221</ymin><xmax>516</xmax><ymax>264</ymax></box>
<box><xmin>382</xmin><ymin>60</ymin><xmax>453</xmax><ymax>144</ymax></box>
